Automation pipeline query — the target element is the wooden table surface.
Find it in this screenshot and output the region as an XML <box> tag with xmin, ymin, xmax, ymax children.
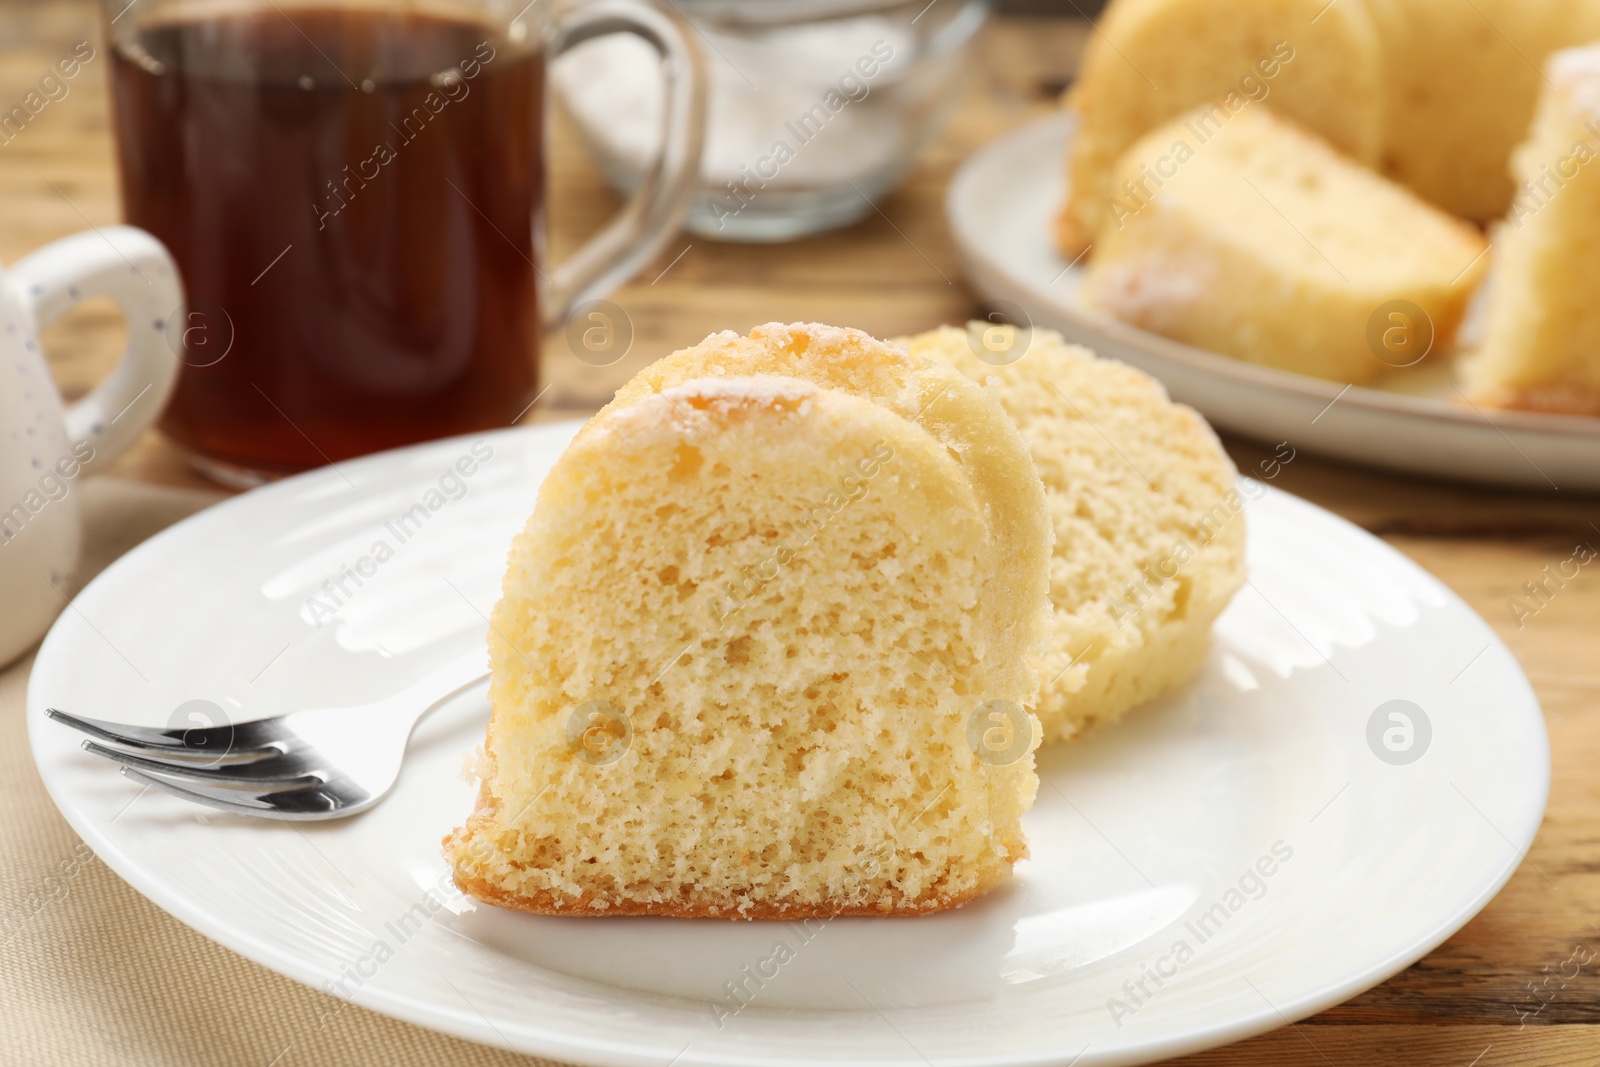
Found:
<box><xmin>5</xmin><ymin>2</ymin><xmax>1599</xmax><ymax>1064</ymax></box>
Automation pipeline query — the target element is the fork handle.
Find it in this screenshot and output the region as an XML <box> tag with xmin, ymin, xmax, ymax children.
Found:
<box><xmin>396</xmin><ymin>647</ymin><xmax>491</xmax><ymax>725</ymax></box>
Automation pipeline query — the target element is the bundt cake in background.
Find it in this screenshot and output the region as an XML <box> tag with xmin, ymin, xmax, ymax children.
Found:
<box><xmin>1058</xmin><ymin>0</ymin><xmax>1382</xmax><ymax>256</ymax></box>
<box><xmin>1460</xmin><ymin>44</ymin><xmax>1600</xmax><ymax>415</ymax></box>
<box><xmin>1058</xmin><ymin>0</ymin><xmax>1600</xmax><ymax>258</ymax></box>
<box><xmin>898</xmin><ymin>324</ymin><xmax>1247</xmax><ymax>743</ymax></box>
<box><xmin>447</xmin><ymin>325</ymin><xmax>1054</xmax><ymax>917</ymax></box>
<box><xmin>1082</xmin><ymin>107</ymin><xmax>1489</xmax><ymax>384</ymax></box>
<box><xmin>1364</xmin><ymin>0</ymin><xmax>1600</xmax><ymax>223</ymax></box>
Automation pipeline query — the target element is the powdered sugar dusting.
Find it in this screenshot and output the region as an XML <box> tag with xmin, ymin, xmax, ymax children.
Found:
<box><xmin>594</xmin><ymin>375</ymin><xmax>821</xmax><ymax>448</ymax></box>
<box><xmin>1549</xmin><ymin>44</ymin><xmax>1600</xmax><ymax>120</ymax></box>
<box><xmin>749</xmin><ymin>321</ymin><xmax>888</xmax><ymax>352</ymax></box>
<box><xmin>691</xmin><ymin>329</ymin><xmax>743</xmax><ymax>349</ymax></box>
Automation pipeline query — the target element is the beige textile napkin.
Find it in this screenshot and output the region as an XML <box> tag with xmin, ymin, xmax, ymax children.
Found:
<box><xmin>0</xmin><ymin>478</ymin><xmax>560</xmax><ymax>1066</ymax></box>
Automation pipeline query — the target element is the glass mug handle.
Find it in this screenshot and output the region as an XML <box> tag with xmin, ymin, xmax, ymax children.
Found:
<box><xmin>543</xmin><ymin>0</ymin><xmax>707</xmax><ymax>329</ymax></box>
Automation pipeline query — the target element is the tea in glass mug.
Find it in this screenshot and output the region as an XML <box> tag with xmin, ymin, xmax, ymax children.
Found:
<box><xmin>105</xmin><ymin>0</ymin><xmax>705</xmax><ymax>483</ymax></box>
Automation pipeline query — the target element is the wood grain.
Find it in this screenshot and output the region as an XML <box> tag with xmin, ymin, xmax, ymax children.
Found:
<box><xmin>3</xmin><ymin>2</ymin><xmax>1598</xmax><ymax>1064</ymax></box>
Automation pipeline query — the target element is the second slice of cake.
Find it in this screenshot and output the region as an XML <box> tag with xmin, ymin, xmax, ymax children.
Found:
<box><xmin>1460</xmin><ymin>43</ymin><xmax>1600</xmax><ymax>415</ymax></box>
<box><xmin>1084</xmin><ymin>106</ymin><xmax>1489</xmax><ymax>385</ymax></box>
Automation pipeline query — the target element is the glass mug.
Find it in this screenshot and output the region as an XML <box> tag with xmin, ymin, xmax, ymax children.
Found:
<box><xmin>103</xmin><ymin>0</ymin><xmax>705</xmax><ymax>484</ymax></box>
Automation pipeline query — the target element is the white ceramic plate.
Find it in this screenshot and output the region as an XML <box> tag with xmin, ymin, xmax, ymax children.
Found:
<box><xmin>30</xmin><ymin>423</ymin><xmax>1548</xmax><ymax>1067</ymax></box>
<box><xmin>948</xmin><ymin>113</ymin><xmax>1600</xmax><ymax>491</ymax></box>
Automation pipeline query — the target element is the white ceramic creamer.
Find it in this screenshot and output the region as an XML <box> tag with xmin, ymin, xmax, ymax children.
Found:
<box><xmin>0</xmin><ymin>226</ymin><xmax>181</xmax><ymax>665</ymax></box>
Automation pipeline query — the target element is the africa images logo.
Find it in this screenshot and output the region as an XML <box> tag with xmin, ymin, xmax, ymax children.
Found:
<box><xmin>1107</xmin><ymin>841</ymin><xmax>1294</xmax><ymax>1028</ymax></box>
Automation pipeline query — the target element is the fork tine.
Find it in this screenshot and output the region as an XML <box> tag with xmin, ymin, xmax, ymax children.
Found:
<box><xmin>118</xmin><ymin>766</ymin><xmax>353</xmax><ymax>821</ymax></box>
<box><xmin>83</xmin><ymin>741</ymin><xmax>324</xmax><ymax>787</ymax></box>
<box><xmin>47</xmin><ymin>708</ymin><xmax>276</xmax><ymax>759</ymax></box>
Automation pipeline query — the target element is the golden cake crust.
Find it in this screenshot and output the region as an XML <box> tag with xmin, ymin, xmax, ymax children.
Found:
<box><xmin>447</xmin><ymin>779</ymin><xmax>1009</xmax><ymax>917</ymax></box>
<box><xmin>449</xmin><ymin>854</ymin><xmax>997</xmax><ymax>918</ymax></box>
<box><xmin>1459</xmin><ymin>385</ymin><xmax>1600</xmax><ymax>417</ymax></box>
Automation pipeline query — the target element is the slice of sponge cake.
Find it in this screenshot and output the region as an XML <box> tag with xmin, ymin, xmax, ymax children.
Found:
<box><xmin>447</xmin><ymin>332</ymin><xmax>1054</xmax><ymax>917</ymax></box>
<box><xmin>1460</xmin><ymin>44</ymin><xmax>1600</xmax><ymax>415</ymax></box>
<box><xmin>1084</xmin><ymin>106</ymin><xmax>1489</xmax><ymax>385</ymax></box>
<box><xmin>900</xmin><ymin>324</ymin><xmax>1246</xmax><ymax>742</ymax></box>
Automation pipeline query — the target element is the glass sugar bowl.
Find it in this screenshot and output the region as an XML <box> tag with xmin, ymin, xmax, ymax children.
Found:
<box><xmin>553</xmin><ymin>0</ymin><xmax>990</xmax><ymax>241</ymax></box>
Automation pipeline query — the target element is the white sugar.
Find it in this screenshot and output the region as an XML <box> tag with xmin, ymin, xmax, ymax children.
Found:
<box><xmin>551</xmin><ymin>17</ymin><xmax>914</xmax><ymax>188</ymax></box>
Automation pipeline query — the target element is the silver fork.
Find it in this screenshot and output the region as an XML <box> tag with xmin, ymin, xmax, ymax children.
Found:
<box><xmin>46</xmin><ymin>648</ymin><xmax>488</xmax><ymax>820</ymax></box>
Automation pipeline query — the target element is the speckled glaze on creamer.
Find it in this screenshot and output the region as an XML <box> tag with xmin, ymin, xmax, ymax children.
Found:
<box><xmin>0</xmin><ymin>225</ymin><xmax>182</xmax><ymax>665</ymax></box>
